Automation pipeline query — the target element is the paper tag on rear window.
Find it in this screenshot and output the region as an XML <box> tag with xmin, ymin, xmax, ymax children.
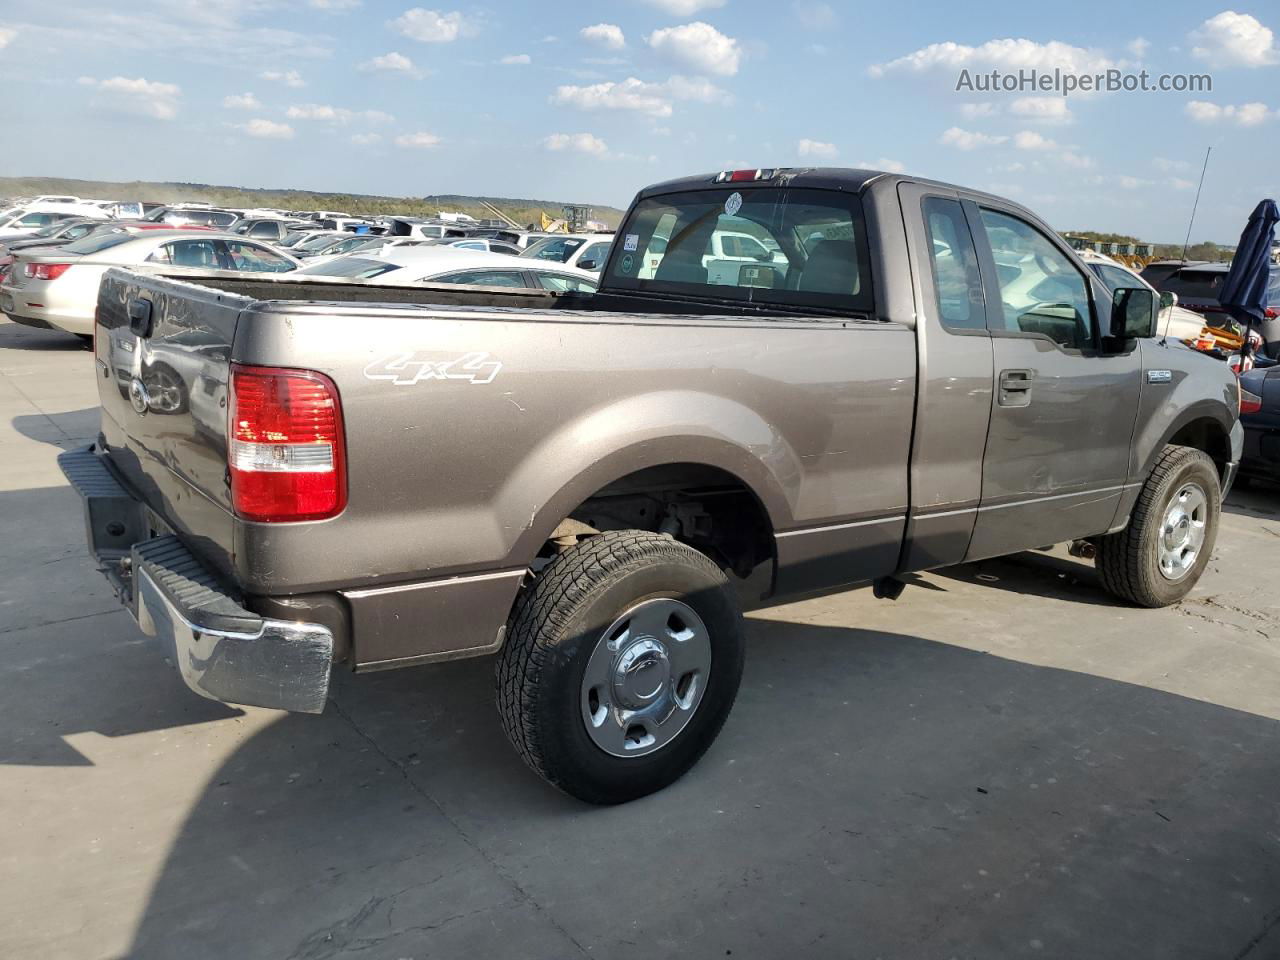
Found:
<box><xmin>623</xmin><ymin>233</ymin><xmax>639</xmax><ymax>252</ymax></box>
<box><xmin>724</xmin><ymin>192</ymin><xmax>743</xmax><ymax>217</ymax></box>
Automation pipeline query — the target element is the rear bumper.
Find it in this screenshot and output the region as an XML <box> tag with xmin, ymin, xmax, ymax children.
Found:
<box><xmin>57</xmin><ymin>445</ymin><xmax>333</xmax><ymax>713</ymax></box>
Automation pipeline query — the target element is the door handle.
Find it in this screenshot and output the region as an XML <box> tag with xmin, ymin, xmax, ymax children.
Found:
<box><xmin>998</xmin><ymin>369</ymin><xmax>1034</xmax><ymax>407</ymax></box>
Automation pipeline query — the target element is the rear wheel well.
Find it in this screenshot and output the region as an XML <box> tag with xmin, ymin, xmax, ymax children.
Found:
<box><xmin>542</xmin><ymin>464</ymin><xmax>775</xmax><ymax>580</ymax></box>
<box><xmin>1167</xmin><ymin>418</ymin><xmax>1231</xmax><ymax>482</ymax></box>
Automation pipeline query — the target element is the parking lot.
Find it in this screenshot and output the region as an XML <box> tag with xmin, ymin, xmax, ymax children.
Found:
<box><xmin>3</xmin><ymin>315</ymin><xmax>1279</xmax><ymax>959</ymax></box>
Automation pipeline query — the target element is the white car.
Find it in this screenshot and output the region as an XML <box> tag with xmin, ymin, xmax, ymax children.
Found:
<box><xmin>0</xmin><ymin>203</ymin><xmax>109</xmax><ymax>238</ymax></box>
<box><xmin>1</xmin><ymin>230</ymin><xmax>299</xmax><ymax>338</ymax></box>
<box><xmin>519</xmin><ymin>233</ymin><xmax>614</xmax><ymax>273</ymax></box>
<box><xmin>1077</xmin><ymin>250</ymin><xmax>1208</xmax><ymax>340</ymax></box>
<box><xmin>295</xmin><ymin>246</ymin><xmax>599</xmax><ymax>291</ymax></box>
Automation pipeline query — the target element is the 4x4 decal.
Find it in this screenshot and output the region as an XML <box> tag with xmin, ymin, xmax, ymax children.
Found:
<box><xmin>363</xmin><ymin>351</ymin><xmax>502</xmax><ymax>386</ymax></box>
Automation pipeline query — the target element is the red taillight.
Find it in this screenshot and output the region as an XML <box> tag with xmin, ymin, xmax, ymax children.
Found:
<box><xmin>23</xmin><ymin>262</ymin><xmax>72</xmax><ymax>281</ymax></box>
<box><xmin>228</xmin><ymin>365</ymin><xmax>346</xmax><ymax>522</ymax></box>
<box><xmin>1266</xmin><ymin>307</ymin><xmax>1278</xmax><ymax>320</ymax></box>
<box><xmin>1240</xmin><ymin>387</ymin><xmax>1263</xmax><ymax>415</ymax></box>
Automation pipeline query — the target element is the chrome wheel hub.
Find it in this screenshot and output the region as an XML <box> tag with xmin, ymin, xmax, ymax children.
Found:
<box><xmin>581</xmin><ymin>598</ymin><xmax>712</xmax><ymax>758</ymax></box>
<box><xmin>1157</xmin><ymin>482</ymin><xmax>1207</xmax><ymax>582</ymax></box>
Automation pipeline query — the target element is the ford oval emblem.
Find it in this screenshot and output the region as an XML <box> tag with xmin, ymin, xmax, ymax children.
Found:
<box><xmin>128</xmin><ymin>378</ymin><xmax>150</xmax><ymax>415</ymax></box>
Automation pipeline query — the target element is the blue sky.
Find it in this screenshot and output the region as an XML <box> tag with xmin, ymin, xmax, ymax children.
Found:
<box><xmin>0</xmin><ymin>0</ymin><xmax>1276</xmax><ymax>241</ymax></box>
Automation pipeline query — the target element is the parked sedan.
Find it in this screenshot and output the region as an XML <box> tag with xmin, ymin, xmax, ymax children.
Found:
<box><xmin>429</xmin><ymin>237</ymin><xmax>522</xmax><ymax>256</ymax></box>
<box><xmin>1</xmin><ymin>231</ymin><xmax>298</xmax><ymax>338</ymax></box>
<box><xmin>1078</xmin><ymin>251</ymin><xmax>1210</xmax><ymax>340</ymax></box>
<box><xmin>0</xmin><ymin>218</ymin><xmax>110</xmax><ymax>282</ymax></box>
<box><xmin>234</xmin><ymin>218</ymin><xmax>312</xmax><ymax>243</ymax></box>
<box><xmin>519</xmin><ymin>233</ymin><xmax>613</xmax><ymax>273</ymax></box>
<box><xmin>294</xmin><ymin>247</ymin><xmax>599</xmax><ymax>291</ymax></box>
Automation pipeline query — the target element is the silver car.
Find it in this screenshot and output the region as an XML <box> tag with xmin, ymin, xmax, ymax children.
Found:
<box><xmin>1</xmin><ymin>230</ymin><xmax>299</xmax><ymax>337</ymax></box>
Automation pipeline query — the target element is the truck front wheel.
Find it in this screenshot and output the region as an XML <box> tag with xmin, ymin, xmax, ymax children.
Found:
<box><xmin>1095</xmin><ymin>445</ymin><xmax>1222</xmax><ymax>607</ymax></box>
<box><xmin>495</xmin><ymin>530</ymin><xmax>745</xmax><ymax>804</ymax></box>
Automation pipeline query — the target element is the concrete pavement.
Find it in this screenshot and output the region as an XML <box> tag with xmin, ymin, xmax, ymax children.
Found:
<box><xmin>2</xmin><ymin>318</ymin><xmax>1279</xmax><ymax>960</ymax></box>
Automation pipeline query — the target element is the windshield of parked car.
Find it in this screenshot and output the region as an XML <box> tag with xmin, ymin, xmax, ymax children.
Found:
<box><xmin>32</xmin><ymin>221</ymin><xmax>77</xmax><ymax>238</ymax></box>
<box><xmin>1166</xmin><ymin>269</ymin><xmax>1226</xmax><ymax>299</ymax></box>
<box><xmin>294</xmin><ymin>234</ymin><xmax>343</xmax><ymax>253</ymax></box>
<box><xmin>521</xmin><ymin>236</ymin><xmax>586</xmax><ymax>263</ymax></box>
<box><xmin>61</xmin><ymin>233</ymin><xmax>136</xmax><ymax>255</ymax></box>
<box><xmin>295</xmin><ymin>256</ymin><xmax>403</xmax><ymax>279</ymax></box>
<box><xmin>603</xmin><ymin>187</ymin><xmax>874</xmax><ymax>311</ymax></box>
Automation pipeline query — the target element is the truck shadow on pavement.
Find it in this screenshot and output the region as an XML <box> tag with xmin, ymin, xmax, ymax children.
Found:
<box><xmin>122</xmin><ymin>619</ymin><xmax>1280</xmax><ymax>960</ymax></box>
<box><xmin>0</xmin><ymin>323</ymin><xmax>87</xmax><ymax>351</ymax></box>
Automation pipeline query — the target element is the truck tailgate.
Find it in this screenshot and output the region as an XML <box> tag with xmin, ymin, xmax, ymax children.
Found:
<box><xmin>94</xmin><ymin>269</ymin><xmax>248</xmax><ymax>580</ymax></box>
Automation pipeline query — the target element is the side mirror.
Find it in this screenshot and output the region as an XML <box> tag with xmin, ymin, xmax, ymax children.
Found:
<box><xmin>1110</xmin><ymin>287</ymin><xmax>1158</xmax><ymax>340</ymax></box>
<box><xmin>1159</xmin><ymin>290</ymin><xmax>1176</xmax><ymax>311</ymax></box>
<box><xmin>579</xmin><ymin>259</ymin><xmax>599</xmax><ymax>271</ymax></box>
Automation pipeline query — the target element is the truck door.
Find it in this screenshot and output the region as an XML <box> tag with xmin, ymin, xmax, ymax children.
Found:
<box><xmin>897</xmin><ymin>183</ymin><xmax>996</xmax><ymax>570</ymax></box>
<box><xmin>963</xmin><ymin>199</ymin><xmax>1142</xmax><ymax>560</ymax></box>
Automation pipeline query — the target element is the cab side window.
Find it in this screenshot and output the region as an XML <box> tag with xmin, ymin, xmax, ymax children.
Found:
<box><xmin>922</xmin><ymin>197</ymin><xmax>985</xmax><ymax>331</ymax></box>
<box><xmin>979</xmin><ymin>209</ymin><xmax>1093</xmax><ymax>350</ymax></box>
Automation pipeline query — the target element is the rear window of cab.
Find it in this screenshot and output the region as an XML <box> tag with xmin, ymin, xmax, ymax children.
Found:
<box><xmin>604</xmin><ymin>187</ymin><xmax>873</xmax><ymax>313</ymax></box>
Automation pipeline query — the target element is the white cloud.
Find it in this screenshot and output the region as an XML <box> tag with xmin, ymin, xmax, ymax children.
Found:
<box><xmin>222</xmin><ymin>92</ymin><xmax>262</xmax><ymax>110</ymax></box>
<box><xmin>871</xmin><ymin>38</ymin><xmax>1117</xmax><ymax>78</ymax></box>
<box><xmin>647</xmin><ymin>22</ymin><xmax>741</xmax><ymax>76</ymax></box>
<box><xmin>1061</xmin><ymin>151</ymin><xmax>1094</xmax><ymax>169</ymax></box>
<box><xmin>309</xmin><ymin>0</ymin><xmax>361</xmax><ymax>8</ymax></box>
<box><xmin>78</xmin><ymin>75</ymin><xmax>181</xmax><ymax>120</ymax></box>
<box><xmin>552</xmin><ymin>75</ymin><xmax>728</xmax><ymax>118</ymax></box>
<box><xmin>1185</xmin><ymin>99</ymin><xmax>1272</xmax><ymax>125</ymax></box>
<box><xmin>261</xmin><ymin>70</ymin><xmax>305</xmax><ymax>88</ymax></box>
<box><xmin>1127</xmin><ymin>36</ymin><xmax>1150</xmax><ymax>58</ymax></box>
<box><xmin>360</xmin><ymin>51</ymin><xmax>417</xmax><ymax>73</ymax></box>
<box><xmin>857</xmin><ymin>157</ymin><xmax>907</xmax><ymax>173</ymax></box>
<box><xmin>1013</xmin><ymin>130</ymin><xmax>1059</xmax><ymax>150</ymax></box>
<box><xmin>581</xmin><ymin>23</ymin><xmax>626</xmax><ymax>50</ymax></box>
<box><xmin>0</xmin><ymin>27</ymin><xmax>15</xmax><ymax>49</ymax></box>
<box><xmin>1009</xmin><ymin>96</ymin><xmax>1072</xmax><ymax>123</ymax></box>
<box><xmin>939</xmin><ymin>126</ymin><xmax>1008</xmax><ymax>150</ymax></box>
<box><xmin>395</xmin><ymin>131</ymin><xmax>442</xmax><ymax>148</ymax></box>
<box><xmin>351</xmin><ymin>132</ymin><xmax>382</xmax><ymax>145</ymax></box>
<box><xmin>1168</xmin><ymin>177</ymin><xmax>1195</xmax><ymax>190</ymax></box>
<box><xmin>1191</xmin><ymin>11</ymin><xmax>1277</xmax><ymax>67</ymax></box>
<box><xmin>499</xmin><ymin>53</ymin><xmax>531</xmax><ymax>65</ymax></box>
<box><xmin>239</xmin><ymin>118</ymin><xmax>294</xmax><ymax>139</ymax></box>
<box><xmin>543</xmin><ymin>132</ymin><xmax>609</xmax><ymax>155</ymax></box>
<box><xmin>1153</xmin><ymin>157</ymin><xmax>1192</xmax><ymax>172</ymax></box>
<box><xmin>959</xmin><ymin>102</ymin><xmax>997</xmax><ymax>118</ymax></box>
<box><xmin>1118</xmin><ymin>175</ymin><xmax>1150</xmax><ymax>190</ymax></box>
<box><xmin>792</xmin><ymin>1</ymin><xmax>836</xmax><ymax>28</ymax></box>
<box><xmin>392</xmin><ymin>9</ymin><xmax>471</xmax><ymax>43</ymax></box>
<box><xmin>286</xmin><ymin>103</ymin><xmax>395</xmax><ymax>124</ymax></box>
<box><xmin>797</xmin><ymin>138</ymin><xmax>838</xmax><ymax>159</ymax></box>
<box><xmin>642</xmin><ymin>0</ymin><xmax>726</xmax><ymax>13</ymax></box>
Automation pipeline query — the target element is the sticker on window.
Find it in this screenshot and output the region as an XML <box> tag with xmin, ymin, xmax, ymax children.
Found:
<box><xmin>724</xmin><ymin>192</ymin><xmax>743</xmax><ymax>217</ymax></box>
<box><xmin>623</xmin><ymin>233</ymin><xmax>639</xmax><ymax>252</ymax></box>
<box><xmin>620</xmin><ymin>253</ymin><xmax>635</xmax><ymax>274</ymax></box>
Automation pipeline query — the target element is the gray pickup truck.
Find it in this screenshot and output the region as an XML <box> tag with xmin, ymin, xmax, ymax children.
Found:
<box><xmin>61</xmin><ymin>168</ymin><xmax>1243</xmax><ymax>803</ymax></box>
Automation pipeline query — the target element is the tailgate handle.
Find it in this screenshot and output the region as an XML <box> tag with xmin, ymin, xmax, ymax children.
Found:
<box><xmin>128</xmin><ymin>298</ymin><xmax>154</xmax><ymax>338</ymax></box>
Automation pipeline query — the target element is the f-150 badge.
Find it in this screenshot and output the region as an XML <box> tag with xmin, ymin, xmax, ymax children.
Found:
<box><xmin>364</xmin><ymin>351</ymin><xmax>502</xmax><ymax>386</ymax></box>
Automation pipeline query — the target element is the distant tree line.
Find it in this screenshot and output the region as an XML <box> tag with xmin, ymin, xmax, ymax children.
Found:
<box><xmin>0</xmin><ymin>176</ymin><xmax>623</xmax><ymax>229</ymax></box>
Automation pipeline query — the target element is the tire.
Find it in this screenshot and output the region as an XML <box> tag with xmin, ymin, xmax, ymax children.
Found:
<box><xmin>496</xmin><ymin>530</ymin><xmax>745</xmax><ymax>804</ymax></box>
<box><xmin>1095</xmin><ymin>445</ymin><xmax>1222</xmax><ymax>607</ymax></box>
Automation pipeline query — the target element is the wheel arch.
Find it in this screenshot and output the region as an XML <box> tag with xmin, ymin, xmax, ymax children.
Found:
<box><xmin>493</xmin><ymin>391</ymin><xmax>798</xmax><ymax>573</ymax></box>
